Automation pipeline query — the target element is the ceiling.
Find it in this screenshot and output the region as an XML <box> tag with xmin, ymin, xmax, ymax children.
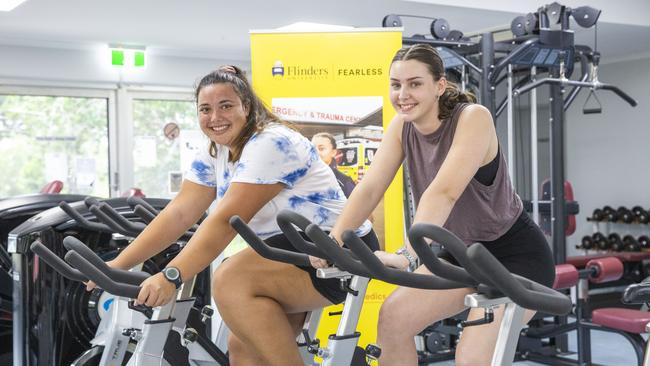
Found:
<box><xmin>0</xmin><ymin>0</ymin><xmax>649</xmax><ymax>64</ymax></box>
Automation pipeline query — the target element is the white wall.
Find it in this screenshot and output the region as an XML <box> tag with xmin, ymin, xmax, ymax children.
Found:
<box><xmin>0</xmin><ymin>44</ymin><xmax>249</xmax><ymax>89</ymax></box>
<box><xmin>565</xmin><ymin>56</ymin><xmax>650</xmax><ymax>256</ymax></box>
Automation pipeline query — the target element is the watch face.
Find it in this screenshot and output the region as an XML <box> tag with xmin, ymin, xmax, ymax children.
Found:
<box><xmin>164</xmin><ymin>267</ymin><xmax>180</xmax><ymax>280</ymax></box>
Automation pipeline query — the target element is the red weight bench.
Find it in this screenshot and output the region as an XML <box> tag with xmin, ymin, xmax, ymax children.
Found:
<box><xmin>522</xmin><ymin>257</ymin><xmax>647</xmax><ymax>366</ymax></box>
<box><xmin>39</xmin><ymin>180</ymin><xmax>63</xmax><ymax>194</ymax></box>
<box><xmin>121</xmin><ymin>188</ymin><xmax>145</xmax><ymax>198</ymax></box>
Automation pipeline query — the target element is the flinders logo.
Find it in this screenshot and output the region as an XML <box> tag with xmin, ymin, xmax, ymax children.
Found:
<box><xmin>271</xmin><ymin>60</ymin><xmax>329</xmax><ymax>80</ymax></box>
<box><xmin>272</xmin><ymin>60</ymin><xmax>285</xmax><ymax>77</ymax></box>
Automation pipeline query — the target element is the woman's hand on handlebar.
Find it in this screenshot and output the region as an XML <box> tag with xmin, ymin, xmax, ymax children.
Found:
<box><xmin>309</xmin><ymin>255</ymin><xmax>329</xmax><ymax>269</ymax></box>
<box><xmin>374</xmin><ymin>250</ymin><xmax>409</xmax><ymax>270</ymax></box>
<box><xmin>84</xmin><ymin>280</ymin><xmax>97</xmax><ymax>291</ymax></box>
<box><xmin>135</xmin><ymin>272</ymin><xmax>176</xmax><ymax>307</ymax></box>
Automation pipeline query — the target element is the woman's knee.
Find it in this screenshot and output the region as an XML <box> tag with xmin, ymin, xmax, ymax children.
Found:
<box><xmin>212</xmin><ymin>260</ymin><xmax>232</xmax><ymax>290</ymax></box>
<box><xmin>212</xmin><ymin>258</ymin><xmax>248</xmax><ymax>305</ymax></box>
<box><xmin>377</xmin><ymin>294</ymin><xmax>409</xmax><ymax>335</ymax></box>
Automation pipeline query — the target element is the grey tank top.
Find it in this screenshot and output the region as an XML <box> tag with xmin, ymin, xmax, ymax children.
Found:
<box><xmin>402</xmin><ymin>103</ymin><xmax>523</xmax><ymax>244</ymax></box>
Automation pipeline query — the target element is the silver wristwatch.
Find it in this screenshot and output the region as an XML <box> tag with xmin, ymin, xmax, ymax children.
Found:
<box><xmin>396</xmin><ymin>246</ymin><xmax>418</xmax><ymax>272</ymax></box>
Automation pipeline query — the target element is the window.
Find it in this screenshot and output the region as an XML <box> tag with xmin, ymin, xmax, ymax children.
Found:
<box><xmin>131</xmin><ymin>97</ymin><xmax>201</xmax><ymax>198</ymax></box>
<box><xmin>0</xmin><ymin>92</ymin><xmax>110</xmax><ymax>197</ymax></box>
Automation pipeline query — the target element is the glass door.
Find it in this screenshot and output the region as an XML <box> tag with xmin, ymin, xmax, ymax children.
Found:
<box><xmin>129</xmin><ymin>92</ymin><xmax>202</xmax><ymax>198</ymax></box>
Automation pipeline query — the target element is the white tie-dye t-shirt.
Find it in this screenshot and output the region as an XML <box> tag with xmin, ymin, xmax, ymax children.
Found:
<box><xmin>185</xmin><ymin>124</ymin><xmax>372</xmax><ymax>239</ymax></box>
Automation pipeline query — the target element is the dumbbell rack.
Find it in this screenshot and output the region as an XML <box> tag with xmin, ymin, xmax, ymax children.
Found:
<box><xmin>581</xmin><ymin>206</ymin><xmax>650</xmax><ymax>254</ymax></box>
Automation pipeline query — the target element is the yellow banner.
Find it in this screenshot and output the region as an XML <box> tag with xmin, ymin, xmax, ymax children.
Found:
<box><xmin>250</xmin><ymin>29</ymin><xmax>404</xmax><ymax>355</ymax></box>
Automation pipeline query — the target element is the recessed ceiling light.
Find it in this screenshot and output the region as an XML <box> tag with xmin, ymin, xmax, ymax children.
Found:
<box><xmin>0</xmin><ymin>0</ymin><xmax>29</xmax><ymax>12</ymax></box>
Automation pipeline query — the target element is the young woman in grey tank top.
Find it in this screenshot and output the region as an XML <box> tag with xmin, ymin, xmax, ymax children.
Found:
<box><xmin>318</xmin><ymin>44</ymin><xmax>555</xmax><ymax>365</ymax></box>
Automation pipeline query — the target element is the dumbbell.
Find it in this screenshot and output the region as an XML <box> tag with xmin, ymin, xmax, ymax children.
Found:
<box><xmin>638</xmin><ymin>235</ymin><xmax>650</xmax><ymax>250</ymax></box>
<box><xmin>578</xmin><ymin>235</ymin><xmax>594</xmax><ymax>250</ymax></box>
<box><xmin>632</xmin><ymin>206</ymin><xmax>649</xmax><ymax>224</ymax></box>
<box><xmin>603</xmin><ymin>206</ymin><xmax>618</xmax><ymax>222</ymax></box>
<box><xmin>608</xmin><ymin>233</ymin><xmax>624</xmax><ymax>252</ymax></box>
<box><xmin>593</xmin><ymin>232</ymin><xmax>610</xmax><ymax>251</ymax></box>
<box><xmin>591</xmin><ymin>208</ymin><xmax>606</xmax><ymax>221</ymax></box>
<box><xmin>623</xmin><ymin>235</ymin><xmax>641</xmax><ymax>252</ymax></box>
<box><xmin>592</xmin><ymin>206</ymin><xmax>616</xmax><ymax>222</ymax></box>
<box><xmin>617</xmin><ymin>206</ymin><xmax>634</xmax><ymax>224</ymax></box>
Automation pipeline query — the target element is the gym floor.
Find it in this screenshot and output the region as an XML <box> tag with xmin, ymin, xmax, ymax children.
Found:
<box><xmin>430</xmin><ymin>329</ymin><xmax>645</xmax><ymax>365</ymax></box>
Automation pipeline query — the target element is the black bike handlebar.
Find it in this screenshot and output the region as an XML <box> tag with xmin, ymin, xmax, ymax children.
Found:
<box><xmin>89</xmin><ymin>204</ymin><xmax>140</xmax><ymax>238</ymax></box>
<box><xmin>59</xmin><ymin>201</ymin><xmax>112</xmax><ymax>233</ymax></box>
<box><xmin>127</xmin><ymin>196</ymin><xmax>159</xmax><ymax>216</ymax></box>
<box><xmin>304</xmin><ymin>224</ymin><xmax>372</xmax><ymax>277</ymax></box>
<box><xmin>128</xmin><ymin>201</ymin><xmax>197</xmax><ymax>237</ymax></box>
<box><xmin>410</xmin><ymin>223</ymin><xmax>497</xmax><ymax>288</ymax></box>
<box><xmin>64</xmin><ymin>250</ymin><xmax>141</xmax><ymax>299</ymax></box>
<box><xmin>341</xmin><ymin>230</ymin><xmax>466</xmax><ymax>290</ymax></box>
<box><xmin>93</xmin><ymin>203</ymin><xmax>193</xmax><ymax>242</ymax></box>
<box><xmin>30</xmin><ymin>241</ymin><xmax>87</xmax><ymax>282</ymax></box>
<box><xmin>63</xmin><ymin>236</ymin><xmax>149</xmax><ymax>285</ymax></box>
<box><xmin>229</xmin><ymin>216</ymin><xmax>311</xmax><ymax>267</ymax></box>
<box><xmin>467</xmin><ymin>243</ymin><xmax>572</xmax><ymax>315</ymax></box>
<box><xmin>408</xmin><ymin>224</ymin><xmax>478</xmax><ymax>286</ymax></box>
<box><xmin>276</xmin><ymin>210</ymin><xmax>329</xmax><ymax>259</ymax></box>
<box><xmin>134</xmin><ymin>205</ymin><xmax>156</xmax><ymax>224</ymax></box>
<box><xmin>84</xmin><ymin>197</ymin><xmax>101</xmax><ymax>208</ymax></box>
<box><xmin>98</xmin><ymin>203</ymin><xmax>146</xmax><ymax>234</ymax></box>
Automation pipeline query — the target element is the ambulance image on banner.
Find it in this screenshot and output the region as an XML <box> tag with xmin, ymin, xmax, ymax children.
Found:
<box><xmin>336</xmin><ymin>138</ymin><xmax>379</xmax><ymax>183</ymax></box>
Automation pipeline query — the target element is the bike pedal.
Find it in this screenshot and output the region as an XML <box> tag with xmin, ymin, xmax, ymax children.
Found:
<box><xmin>365</xmin><ymin>343</ymin><xmax>382</xmax><ymax>360</ymax></box>
<box><xmin>200</xmin><ymin>305</ymin><xmax>214</xmax><ymax>323</ymax></box>
<box><xmin>307</xmin><ymin>339</ymin><xmax>321</xmax><ymax>355</ymax></box>
<box><xmin>182</xmin><ymin>328</ymin><xmax>199</xmax><ymax>346</ymax></box>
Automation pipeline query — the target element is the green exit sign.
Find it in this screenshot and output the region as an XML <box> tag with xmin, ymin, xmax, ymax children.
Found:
<box><xmin>134</xmin><ymin>51</ymin><xmax>145</xmax><ymax>67</ymax></box>
<box><xmin>111</xmin><ymin>49</ymin><xmax>124</xmax><ymax>66</ymax></box>
<box><xmin>110</xmin><ymin>46</ymin><xmax>146</xmax><ymax>67</ymax></box>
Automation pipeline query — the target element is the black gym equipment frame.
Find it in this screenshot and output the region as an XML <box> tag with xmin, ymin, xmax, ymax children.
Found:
<box><xmin>6</xmin><ymin>197</ymin><xmax>210</xmax><ymax>366</ymax></box>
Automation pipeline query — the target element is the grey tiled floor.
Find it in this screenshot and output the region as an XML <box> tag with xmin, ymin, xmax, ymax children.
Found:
<box><xmin>428</xmin><ymin>329</ymin><xmax>646</xmax><ymax>365</ymax></box>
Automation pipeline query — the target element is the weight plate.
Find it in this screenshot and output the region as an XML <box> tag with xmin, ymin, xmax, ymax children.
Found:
<box><xmin>382</xmin><ymin>14</ymin><xmax>402</xmax><ymax>28</ymax></box>
<box><xmin>510</xmin><ymin>16</ymin><xmax>527</xmax><ymax>37</ymax></box>
<box><xmin>430</xmin><ymin>18</ymin><xmax>450</xmax><ymax>39</ymax></box>
<box><xmin>525</xmin><ymin>12</ymin><xmax>538</xmax><ymax>33</ymax></box>
<box><xmin>446</xmin><ymin>30</ymin><xmax>464</xmax><ymax>42</ymax></box>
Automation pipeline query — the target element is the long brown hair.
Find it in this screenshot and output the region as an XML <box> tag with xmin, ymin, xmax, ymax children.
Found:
<box><xmin>391</xmin><ymin>44</ymin><xmax>476</xmax><ymax>120</ymax></box>
<box><xmin>195</xmin><ymin>66</ymin><xmax>293</xmax><ymax>162</ymax></box>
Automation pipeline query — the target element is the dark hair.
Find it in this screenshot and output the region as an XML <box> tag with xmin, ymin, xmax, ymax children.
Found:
<box><xmin>391</xmin><ymin>44</ymin><xmax>476</xmax><ymax>120</ymax></box>
<box><xmin>312</xmin><ymin>132</ymin><xmax>337</xmax><ymax>150</ymax></box>
<box><xmin>195</xmin><ymin>65</ymin><xmax>292</xmax><ymax>162</ymax></box>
